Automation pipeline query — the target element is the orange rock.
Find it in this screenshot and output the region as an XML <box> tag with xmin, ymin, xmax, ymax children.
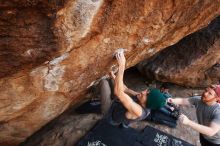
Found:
<box><xmin>0</xmin><ymin>0</ymin><xmax>219</xmax><ymax>145</ymax></box>
<box><xmin>138</xmin><ymin>16</ymin><xmax>220</xmax><ymax>87</ymax></box>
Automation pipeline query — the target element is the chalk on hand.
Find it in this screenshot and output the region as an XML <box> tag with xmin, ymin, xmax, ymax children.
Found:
<box><xmin>111</xmin><ymin>64</ymin><xmax>118</xmax><ymax>74</ymax></box>
<box><xmin>113</xmin><ymin>48</ymin><xmax>126</xmax><ymax>58</ymax></box>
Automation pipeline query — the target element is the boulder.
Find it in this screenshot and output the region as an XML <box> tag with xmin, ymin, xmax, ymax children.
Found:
<box><xmin>0</xmin><ymin>0</ymin><xmax>219</xmax><ymax>145</ymax></box>
<box><xmin>137</xmin><ymin>16</ymin><xmax>220</xmax><ymax>87</ymax></box>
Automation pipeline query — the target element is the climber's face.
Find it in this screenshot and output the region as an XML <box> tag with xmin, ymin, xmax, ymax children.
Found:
<box><xmin>137</xmin><ymin>89</ymin><xmax>149</xmax><ymax>107</ymax></box>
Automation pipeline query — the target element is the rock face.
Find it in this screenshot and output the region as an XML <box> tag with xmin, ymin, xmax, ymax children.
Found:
<box><xmin>0</xmin><ymin>0</ymin><xmax>220</xmax><ymax>145</ymax></box>
<box><xmin>0</xmin><ymin>0</ymin><xmax>62</xmax><ymax>79</ymax></box>
<box><xmin>137</xmin><ymin>16</ymin><xmax>220</xmax><ymax>87</ymax></box>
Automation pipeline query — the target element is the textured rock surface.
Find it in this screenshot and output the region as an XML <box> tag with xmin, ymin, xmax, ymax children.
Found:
<box><xmin>0</xmin><ymin>0</ymin><xmax>220</xmax><ymax>145</ymax></box>
<box><xmin>137</xmin><ymin>16</ymin><xmax>220</xmax><ymax>87</ymax></box>
<box><xmin>0</xmin><ymin>0</ymin><xmax>63</xmax><ymax>78</ymax></box>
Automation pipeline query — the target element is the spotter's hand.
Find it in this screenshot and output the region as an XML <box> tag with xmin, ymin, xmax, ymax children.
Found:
<box><xmin>167</xmin><ymin>98</ymin><xmax>174</xmax><ymax>103</ymax></box>
<box><xmin>179</xmin><ymin>114</ymin><xmax>190</xmax><ymax>125</ymax></box>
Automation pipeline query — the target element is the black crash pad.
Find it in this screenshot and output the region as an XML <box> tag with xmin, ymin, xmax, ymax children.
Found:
<box><xmin>77</xmin><ymin>119</ymin><xmax>139</xmax><ymax>146</ymax></box>
<box><xmin>77</xmin><ymin>119</ymin><xmax>194</xmax><ymax>146</ymax></box>
<box><xmin>135</xmin><ymin>126</ymin><xmax>194</xmax><ymax>146</ymax></box>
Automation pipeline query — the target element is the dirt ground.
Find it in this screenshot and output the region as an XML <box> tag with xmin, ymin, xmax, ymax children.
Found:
<box><xmin>21</xmin><ymin>67</ymin><xmax>203</xmax><ymax>146</ymax></box>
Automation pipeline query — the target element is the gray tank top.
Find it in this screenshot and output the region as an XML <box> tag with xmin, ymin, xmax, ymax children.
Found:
<box><xmin>123</xmin><ymin>106</ymin><xmax>150</xmax><ymax>126</ymax></box>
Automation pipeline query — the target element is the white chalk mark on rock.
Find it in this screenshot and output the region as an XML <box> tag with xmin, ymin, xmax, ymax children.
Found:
<box><xmin>44</xmin><ymin>65</ymin><xmax>66</xmax><ymax>91</ymax></box>
<box><xmin>142</xmin><ymin>36</ymin><xmax>151</xmax><ymax>44</ymax></box>
<box><xmin>148</xmin><ymin>48</ymin><xmax>155</xmax><ymax>53</ymax></box>
<box><xmin>103</xmin><ymin>38</ymin><xmax>110</xmax><ymax>43</ymax></box>
<box><xmin>49</xmin><ymin>53</ymin><xmax>69</xmax><ymax>65</ymax></box>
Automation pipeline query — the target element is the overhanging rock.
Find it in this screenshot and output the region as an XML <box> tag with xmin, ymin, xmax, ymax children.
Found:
<box><xmin>0</xmin><ymin>0</ymin><xmax>220</xmax><ymax>145</ymax></box>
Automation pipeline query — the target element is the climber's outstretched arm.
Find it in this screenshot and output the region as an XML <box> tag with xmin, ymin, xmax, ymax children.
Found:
<box><xmin>114</xmin><ymin>51</ymin><xmax>143</xmax><ymax>117</ymax></box>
